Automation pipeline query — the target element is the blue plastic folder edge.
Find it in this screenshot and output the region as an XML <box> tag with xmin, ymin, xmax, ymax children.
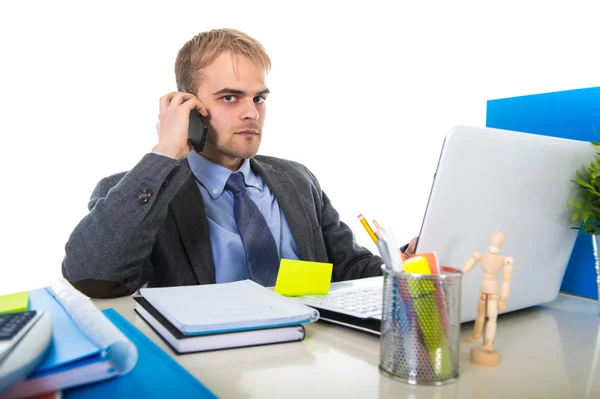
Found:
<box><xmin>181</xmin><ymin>317</ymin><xmax>317</xmax><ymax>336</ymax></box>
<box><xmin>63</xmin><ymin>309</ymin><xmax>218</xmax><ymax>399</ymax></box>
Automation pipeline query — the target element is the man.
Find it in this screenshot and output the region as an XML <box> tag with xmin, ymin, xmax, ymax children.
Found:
<box><xmin>62</xmin><ymin>28</ymin><xmax>416</xmax><ymax>298</ymax></box>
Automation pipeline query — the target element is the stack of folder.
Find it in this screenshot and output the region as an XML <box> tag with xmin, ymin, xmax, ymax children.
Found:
<box><xmin>1</xmin><ymin>279</ymin><xmax>217</xmax><ymax>398</ymax></box>
<box><xmin>134</xmin><ymin>279</ymin><xmax>320</xmax><ymax>354</ymax></box>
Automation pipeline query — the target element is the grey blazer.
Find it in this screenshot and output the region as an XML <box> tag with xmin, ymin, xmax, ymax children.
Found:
<box><xmin>62</xmin><ymin>153</ymin><xmax>385</xmax><ymax>298</ymax></box>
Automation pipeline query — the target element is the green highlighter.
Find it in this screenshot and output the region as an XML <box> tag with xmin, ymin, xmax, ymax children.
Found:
<box><xmin>403</xmin><ymin>256</ymin><xmax>453</xmax><ymax>379</ymax></box>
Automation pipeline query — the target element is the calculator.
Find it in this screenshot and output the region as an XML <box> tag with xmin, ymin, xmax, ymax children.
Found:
<box><xmin>0</xmin><ymin>311</ymin><xmax>52</xmax><ymax>396</ymax></box>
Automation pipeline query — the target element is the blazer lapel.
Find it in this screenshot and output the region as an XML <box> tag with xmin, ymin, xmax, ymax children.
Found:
<box><xmin>169</xmin><ymin>168</ymin><xmax>216</xmax><ymax>284</ymax></box>
<box><xmin>251</xmin><ymin>159</ymin><xmax>316</xmax><ymax>261</ymax></box>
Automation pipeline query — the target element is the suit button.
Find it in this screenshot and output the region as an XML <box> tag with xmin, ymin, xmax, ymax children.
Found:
<box><xmin>138</xmin><ymin>189</ymin><xmax>153</xmax><ymax>204</ymax></box>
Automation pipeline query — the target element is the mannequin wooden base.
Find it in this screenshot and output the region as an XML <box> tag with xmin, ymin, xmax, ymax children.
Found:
<box><xmin>470</xmin><ymin>346</ymin><xmax>499</xmax><ymax>366</ymax></box>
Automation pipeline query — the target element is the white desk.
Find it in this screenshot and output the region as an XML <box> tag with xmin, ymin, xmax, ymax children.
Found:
<box><xmin>93</xmin><ymin>294</ymin><xmax>600</xmax><ymax>398</ymax></box>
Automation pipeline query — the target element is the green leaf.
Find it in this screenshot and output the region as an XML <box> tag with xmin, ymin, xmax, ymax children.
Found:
<box><xmin>570</xmin><ymin>198</ymin><xmax>581</xmax><ymax>209</ymax></box>
<box><xmin>576</xmin><ymin>178</ymin><xmax>594</xmax><ymax>189</ymax></box>
<box><xmin>584</xmin><ymin>211</ymin><xmax>592</xmax><ymax>223</ymax></box>
<box><xmin>572</xmin><ymin>212</ymin><xmax>580</xmax><ymax>221</ymax></box>
<box><xmin>576</xmin><ymin>178</ymin><xmax>600</xmax><ymax>195</ymax></box>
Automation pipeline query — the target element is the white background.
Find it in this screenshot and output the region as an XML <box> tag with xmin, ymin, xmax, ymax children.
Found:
<box><xmin>0</xmin><ymin>0</ymin><xmax>598</xmax><ymax>295</ymax></box>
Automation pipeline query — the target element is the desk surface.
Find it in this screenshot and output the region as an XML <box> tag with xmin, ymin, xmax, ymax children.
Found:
<box><xmin>93</xmin><ymin>294</ymin><xmax>600</xmax><ymax>399</ymax></box>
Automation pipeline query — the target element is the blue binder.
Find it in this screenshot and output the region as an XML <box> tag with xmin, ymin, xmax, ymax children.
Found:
<box><xmin>64</xmin><ymin>309</ymin><xmax>218</xmax><ymax>399</ymax></box>
<box><xmin>486</xmin><ymin>86</ymin><xmax>600</xmax><ymax>299</ymax></box>
<box><xmin>6</xmin><ymin>287</ymin><xmax>139</xmax><ymax>398</ymax></box>
<box><xmin>28</xmin><ymin>288</ymin><xmax>105</xmax><ymax>375</ymax></box>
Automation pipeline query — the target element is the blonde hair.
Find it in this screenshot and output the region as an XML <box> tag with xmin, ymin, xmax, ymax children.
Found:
<box><xmin>175</xmin><ymin>28</ymin><xmax>271</xmax><ymax>95</ymax></box>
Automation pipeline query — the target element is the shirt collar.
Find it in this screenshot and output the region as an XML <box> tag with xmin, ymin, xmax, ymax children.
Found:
<box><xmin>187</xmin><ymin>152</ymin><xmax>264</xmax><ymax>199</ymax></box>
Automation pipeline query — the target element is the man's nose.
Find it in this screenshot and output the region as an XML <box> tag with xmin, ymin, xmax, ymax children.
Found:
<box><xmin>240</xmin><ymin>99</ymin><xmax>259</xmax><ymax>120</ymax></box>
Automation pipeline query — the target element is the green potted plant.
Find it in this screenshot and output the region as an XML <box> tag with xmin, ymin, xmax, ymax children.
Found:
<box><xmin>569</xmin><ymin>141</ymin><xmax>600</xmax><ymax>234</ymax></box>
<box><xmin>569</xmin><ymin>135</ymin><xmax>600</xmax><ymax>302</ymax></box>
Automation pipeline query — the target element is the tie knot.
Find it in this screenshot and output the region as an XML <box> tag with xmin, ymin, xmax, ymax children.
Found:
<box><xmin>225</xmin><ymin>172</ymin><xmax>247</xmax><ymax>194</ymax></box>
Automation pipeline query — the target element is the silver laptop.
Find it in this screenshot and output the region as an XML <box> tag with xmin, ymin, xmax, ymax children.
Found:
<box><xmin>299</xmin><ymin>125</ymin><xmax>595</xmax><ymax>333</ymax></box>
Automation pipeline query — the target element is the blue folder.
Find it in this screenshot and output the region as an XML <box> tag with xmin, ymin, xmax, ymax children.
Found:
<box><xmin>63</xmin><ymin>308</ymin><xmax>217</xmax><ymax>399</ymax></box>
<box><xmin>27</xmin><ymin>289</ymin><xmax>103</xmax><ymax>376</ymax></box>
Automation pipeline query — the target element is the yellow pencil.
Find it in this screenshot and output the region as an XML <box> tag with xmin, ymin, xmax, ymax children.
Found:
<box><xmin>357</xmin><ymin>214</ymin><xmax>378</xmax><ymax>244</ymax></box>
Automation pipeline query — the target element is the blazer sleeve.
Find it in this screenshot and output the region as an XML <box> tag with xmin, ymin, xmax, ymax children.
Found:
<box><xmin>61</xmin><ymin>153</ymin><xmax>191</xmax><ymax>298</ymax></box>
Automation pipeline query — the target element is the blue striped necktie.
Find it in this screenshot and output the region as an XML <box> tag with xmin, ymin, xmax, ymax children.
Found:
<box><xmin>225</xmin><ymin>172</ymin><xmax>280</xmax><ymax>286</ymax></box>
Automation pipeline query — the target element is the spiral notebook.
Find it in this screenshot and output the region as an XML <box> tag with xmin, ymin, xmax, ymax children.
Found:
<box><xmin>2</xmin><ymin>279</ymin><xmax>138</xmax><ymax>399</ymax></box>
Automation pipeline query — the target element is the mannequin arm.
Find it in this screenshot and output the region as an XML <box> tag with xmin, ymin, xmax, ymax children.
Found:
<box><xmin>499</xmin><ymin>257</ymin><xmax>514</xmax><ymax>311</ymax></box>
<box><xmin>462</xmin><ymin>252</ymin><xmax>481</xmax><ymax>275</ymax></box>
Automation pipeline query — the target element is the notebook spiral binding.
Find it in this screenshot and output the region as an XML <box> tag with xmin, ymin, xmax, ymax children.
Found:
<box><xmin>47</xmin><ymin>279</ymin><xmax>138</xmax><ymax>374</ymax></box>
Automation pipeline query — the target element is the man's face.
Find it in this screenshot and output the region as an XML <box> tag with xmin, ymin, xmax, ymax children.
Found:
<box><xmin>194</xmin><ymin>52</ymin><xmax>269</xmax><ymax>169</ymax></box>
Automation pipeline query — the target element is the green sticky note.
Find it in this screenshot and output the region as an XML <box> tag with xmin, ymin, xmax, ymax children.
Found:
<box><xmin>274</xmin><ymin>259</ymin><xmax>333</xmax><ymax>296</ymax></box>
<box><xmin>0</xmin><ymin>291</ymin><xmax>29</xmax><ymax>314</ymax></box>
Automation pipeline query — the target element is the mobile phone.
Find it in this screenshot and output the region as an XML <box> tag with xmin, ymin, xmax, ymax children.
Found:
<box><xmin>188</xmin><ymin>108</ymin><xmax>209</xmax><ymax>152</ymax></box>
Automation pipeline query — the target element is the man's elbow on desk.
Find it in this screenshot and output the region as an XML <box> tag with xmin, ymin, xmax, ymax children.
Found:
<box><xmin>67</xmin><ymin>279</ymin><xmax>135</xmax><ymax>299</ymax></box>
<box><xmin>62</xmin><ymin>258</ymin><xmax>142</xmax><ymax>298</ymax></box>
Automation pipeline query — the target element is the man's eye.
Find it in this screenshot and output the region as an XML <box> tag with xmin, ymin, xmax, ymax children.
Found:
<box><xmin>223</xmin><ymin>95</ymin><xmax>236</xmax><ymax>102</ymax></box>
<box><xmin>254</xmin><ymin>96</ymin><xmax>266</xmax><ymax>103</ymax></box>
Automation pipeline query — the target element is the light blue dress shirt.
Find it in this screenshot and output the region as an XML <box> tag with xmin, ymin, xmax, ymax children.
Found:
<box><xmin>186</xmin><ymin>151</ymin><xmax>301</xmax><ymax>283</ymax></box>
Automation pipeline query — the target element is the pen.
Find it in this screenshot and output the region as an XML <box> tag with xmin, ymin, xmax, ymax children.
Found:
<box><xmin>376</xmin><ymin>238</ymin><xmax>393</xmax><ymax>269</ymax></box>
<box><xmin>383</xmin><ymin>227</ymin><xmax>404</xmax><ymax>273</ymax></box>
<box><xmin>372</xmin><ymin>220</ymin><xmax>385</xmax><ymax>237</ymax></box>
<box><xmin>371</xmin><ymin>219</ymin><xmax>392</xmax><ymax>267</ymax></box>
<box><xmin>358</xmin><ymin>214</ymin><xmax>394</xmax><ymax>268</ymax></box>
<box><xmin>373</xmin><ymin>220</ymin><xmax>404</xmax><ymax>273</ymax></box>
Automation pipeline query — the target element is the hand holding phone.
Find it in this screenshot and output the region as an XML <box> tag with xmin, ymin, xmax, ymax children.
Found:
<box><xmin>153</xmin><ymin>92</ymin><xmax>207</xmax><ymax>160</ymax></box>
<box><xmin>188</xmin><ymin>108</ymin><xmax>209</xmax><ymax>152</ymax></box>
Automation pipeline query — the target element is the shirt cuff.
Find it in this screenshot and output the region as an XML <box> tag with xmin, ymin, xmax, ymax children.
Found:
<box><xmin>152</xmin><ymin>151</ymin><xmax>172</xmax><ymax>158</ymax></box>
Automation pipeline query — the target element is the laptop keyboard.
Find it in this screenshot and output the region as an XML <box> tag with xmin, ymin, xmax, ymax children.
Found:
<box><xmin>300</xmin><ymin>287</ymin><xmax>383</xmax><ymax>319</ymax></box>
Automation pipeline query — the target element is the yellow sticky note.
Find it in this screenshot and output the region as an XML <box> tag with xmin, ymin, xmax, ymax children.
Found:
<box><xmin>0</xmin><ymin>291</ymin><xmax>29</xmax><ymax>314</ymax></box>
<box><xmin>274</xmin><ymin>259</ymin><xmax>333</xmax><ymax>296</ymax></box>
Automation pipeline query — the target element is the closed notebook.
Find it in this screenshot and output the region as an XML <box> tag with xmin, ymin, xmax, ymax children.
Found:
<box><xmin>3</xmin><ymin>279</ymin><xmax>137</xmax><ymax>399</ymax></box>
<box><xmin>134</xmin><ymin>297</ymin><xmax>306</xmax><ymax>353</ymax></box>
<box><xmin>139</xmin><ymin>279</ymin><xmax>319</xmax><ymax>335</ymax></box>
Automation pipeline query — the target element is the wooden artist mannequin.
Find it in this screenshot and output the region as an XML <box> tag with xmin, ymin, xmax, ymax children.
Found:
<box><xmin>462</xmin><ymin>232</ymin><xmax>514</xmax><ymax>366</ymax></box>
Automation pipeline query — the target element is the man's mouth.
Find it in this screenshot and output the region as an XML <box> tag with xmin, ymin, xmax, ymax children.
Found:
<box><xmin>236</xmin><ymin>130</ymin><xmax>259</xmax><ymax>136</ymax></box>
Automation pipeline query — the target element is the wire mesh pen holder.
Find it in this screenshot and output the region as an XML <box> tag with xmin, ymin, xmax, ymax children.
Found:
<box><xmin>379</xmin><ymin>265</ymin><xmax>462</xmax><ymax>386</ymax></box>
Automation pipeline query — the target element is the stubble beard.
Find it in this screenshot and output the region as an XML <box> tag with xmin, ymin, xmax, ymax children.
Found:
<box><xmin>213</xmin><ymin>132</ymin><xmax>262</xmax><ymax>160</ymax></box>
